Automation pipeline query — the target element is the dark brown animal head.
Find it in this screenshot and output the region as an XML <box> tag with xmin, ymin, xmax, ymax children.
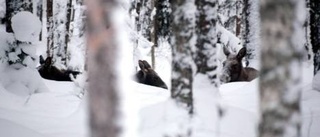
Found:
<box><xmin>220</xmin><ymin>47</ymin><xmax>258</xmax><ymax>83</ymax></box>
<box><xmin>135</xmin><ymin>60</ymin><xmax>168</xmax><ymax>89</ymax></box>
<box><xmin>38</xmin><ymin>55</ymin><xmax>80</xmax><ymax>81</ymax></box>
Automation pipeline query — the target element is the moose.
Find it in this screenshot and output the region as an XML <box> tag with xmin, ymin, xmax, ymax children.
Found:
<box><xmin>220</xmin><ymin>47</ymin><xmax>259</xmax><ymax>83</ymax></box>
<box><xmin>38</xmin><ymin>55</ymin><xmax>81</xmax><ymax>81</ymax></box>
<box><xmin>135</xmin><ymin>60</ymin><xmax>168</xmax><ymax>89</ymax></box>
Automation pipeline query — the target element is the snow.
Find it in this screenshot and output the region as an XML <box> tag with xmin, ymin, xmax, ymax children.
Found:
<box><xmin>136</xmin><ymin>62</ymin><xmax>319</xmax><ymax>137</ymax></box>
<box><xmin>0</xmin><ymin>66</ymin><xmax>48</xmax><ymax>97</ymax></box>
<box><xmin>0</xmin><ymin>1</ymin><xmax>318</xmax><ymax>137</ymax></box>
<box><xmin>0</xmin><ymin>79</ymin><xmax>88</xmax><ymax>137</ymax></box>
<box><xmin>113</xmin><ymin>2</ymin><xmax>139</xmax><ymax>137</ymax></box>
<box><xmin>11</xmin><ymin>11</ymin><xmax>42</xmax><ymax>42</ymax></box>
<box><xmin>312</xmin><ymin>71</ymin><xmax>320</xmax><ymax>91</ymax></box>
<box><xmin>0</xmin><ymin>0</ymin><xmax>5</xmax><ymax>19</ymax></box>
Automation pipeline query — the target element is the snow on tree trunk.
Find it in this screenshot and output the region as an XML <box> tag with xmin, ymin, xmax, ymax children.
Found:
<box><xmin>309</xmin><ymin>0</ymin><xmax>320</xmax><ymax>75</ymax></box>
<box><xmin>303</xmin><ymin>0</ymin><xmax>312</xmax><ymax>62</ymax></box>
<box><xmin>64</xmin><ymin>0</ymin><xmax>73</xmax><ymax>65</ymax></box>
<box><xmin>35</xmin><ymin>0</ymin><xmax>43</xmax><ymax>41</ymax></box>
<box><xmin>5</xmin><ymin>0</ymin><xmax>33</xmax><ymax>32</ymax></box>
<box><xmin>138</xmin><ymin>0</ymin><xmax>156</xmax><ymax>68</ymax></box>
<box><xmin>46</xmin><ymin>0</ymin><xmax>53</xmax><ymax>57</ymax></box>
<box><xmin>53</xmin><ymin>0</ymin><xmax>69</xmax><ymax>66</ymax></box>
<box><xmin>75</xmin><ymin>0</ymin><xmax>85</xmax><ymax>38</ymax></box>
<box><xmin>154</xmin><ymin>0</ymin><xmax>170</xmax><ymax>44</ymax></box>
<box><xmin>86</xmin><ymin>0</ymin><xmax>120</xmax><ymax>137</ymax></box>
<box><xmin>139</xmin><ymin>0</ymin><xmax>153</xmax><ymax>41</ymax></box>
<box><xmin>242</xmin><ymin>0</ymin><xmax>260</xmax><ymax>67</ymax></box>
<box><xmin>0</xmin><ymin>0</ymin><xmax>5</xmax><ymax>21</ymax></box>
<box><xmin>171</xmin><ymin>0</ymin><xmax>196</xmax><ymax>115</ymax></box>
<box><xmin>236</xmin><ymin>0</ymin><xmax>243</xmax><ymax>38</ymax></box>
<box><xmin>217</xmin><ymin>0</ymin><xmax>237</xmax><ymax>34</ymax></box>
<box><xmin>195</xmin><ymin>0</ymin><xmax>218</xmax><ymax>85</ymax></box>
<box><xmin>67</xmin><ymin>0</ymin><xmax>87</xmax><ymax>71</ymax></box>
<box><xmin>259</xmin><ymin>0</ymin><xmax>304</xmax><ymax>136</ymax></box>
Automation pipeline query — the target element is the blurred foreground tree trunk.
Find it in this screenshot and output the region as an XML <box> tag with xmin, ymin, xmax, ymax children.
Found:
<box><xmin>171</xmin><ymin>0</ymin><xmax>195</xmax><ymax>115</ymax></box>
<box><xmin>5</xmin><ymin>0</ymin><xmax>33</xmax><ymax>32</ymax></box>
<box><xmin>309</xmin><ymin>0</ymin><xmax>320</xmax><ymax>75</ymax></box>
<box><xmin>195</xmin><ymin>0</ymin><xmax>218</xmax><ymax>85</ymax></box>
<box><xmin>259</xmin><ymin>0</ymin><xmax>303</xmax><ymax>137</ymax></box>
<box><xmin>86</xmin><ymin>0</ymin><xmax>120</xmax><ymax>137</ymax></box>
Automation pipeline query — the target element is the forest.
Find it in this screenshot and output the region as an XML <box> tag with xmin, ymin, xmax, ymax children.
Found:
<box><xmin>0</xmin><ymin>0</ymin><xmax>319</xmax><ymax>137</ymax></box>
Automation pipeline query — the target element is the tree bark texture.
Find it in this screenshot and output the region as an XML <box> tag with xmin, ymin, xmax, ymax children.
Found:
<box><xmin>309</xmin><ymin>0</ymin><xmax>320</xmax><ymax>74</ymax></box>
<box><xmin>46</xmin><ymin>0</ymin><xmax>54</xmax><ymax>57</ymax></box>
<box><xmin>259</xmin><ymin>0</ymin><xmax>302</xmax><ymax>137</ymax></box>
<box><xmin>171</xmin><ymin>0</ymin><xmax>195</xmax><ymax>114</ymax></box>
<box><xmin>195</xmin><ymin>0</ymin><xmax>218</xmax><ymax>85</ymax></box>
<box><xmin>86</xmin><ymin>0</ymin><xmax>120</xmax><ymax>137</ymax></box>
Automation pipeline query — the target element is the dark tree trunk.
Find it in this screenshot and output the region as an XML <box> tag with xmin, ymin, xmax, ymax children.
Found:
<box><xmin>309</xmin><ymin>0</ymin><xmax>320</xmax><ymax>74</ymax></box>
<box><xmin>154</xmin><ymin>0</ymin><xmax>170</xmax><ymax>45</ymax></box>
<box><xmin>86</xmin><ymin>0</ymin><xmax>120</xmax><ymax>137</ymax></box>
<box><xmin>171</xmin><ymin>0</ymin><xmax>195</xmax><ymax>115</ymax></box>
<box><xmin>235</xmin><ymin>0</ymin><xmax>242</xmax><ymax>38</ymax></box>
<box><xmin>5</xmin><ymin>0</ymin><xmax>33</xmax><ymax>32</ymax></box>
<box><xmin>36</xmin><ymin>0</ymin><xmax>43</xmax><ymax>41</ymax></box>
<box><xmin>65</xmin><ymin>0</ymin><xmax>73</xmax><ymax>65</ymax></box>
<box><xmin>259</xmin><ymin>0</ymin><xmax>302</xmax><ymax>136</ymax></box>
<box><xmin>46</xmin><ymin>0</ymin><xmax>54</xmax><ymax>57</ymax></box>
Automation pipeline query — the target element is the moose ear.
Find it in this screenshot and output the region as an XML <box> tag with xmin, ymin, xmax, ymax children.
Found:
<box><xmin>223</xmin><ymin>46</ymin><xmax>230</xmax><ymax>57</ymax></box>
<box><xmin>45</xmin><ymin>57</ymin><xmax>52</xmax><ymax>66</ymax></box>
<box><xmin>138</xmin><ymin>60</ymin><xmax>145</xmax><ymax>70</ymax></box>
<box><xmin>142</xmin><ymin>60</ymin><xmax>152</xmax><ymax>69</ymax></box>
<box><xmin>237</xmin><ymin>47</ymin><xmax>247</xmax><ymax>60</ymax></box>
<box><xmin>39</xmin><ymin>55</ymin><xmax>45</xmax><ymax>64</ymax></box>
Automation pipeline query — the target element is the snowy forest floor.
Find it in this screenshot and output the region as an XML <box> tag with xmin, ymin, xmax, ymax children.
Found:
<box><xmin>0</xmin><ymin>62</ymin><xmax>319</xmax><ymax>137</ymax></box>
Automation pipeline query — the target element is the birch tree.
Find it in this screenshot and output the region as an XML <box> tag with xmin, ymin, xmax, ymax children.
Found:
<box><xmin>46</xmin><ymin>0</ymin><xmax>54</xmax><ymax>57</ymax></box>
<box><xmin>86</xmin><ymin>0</ymin><xmax>120</xmax><ymax>136</ymax></box>
<box><xmin>171</xmin><ymin>0</ymin><xmax>196</xmax><ymax>114</ymax></box>
<box><xmin>34</xmin><ymin>0</ymin><xmax>43</xmax><ymax>41</ymax></box>
<box><xmin>259</xmin><ymin>0</ymin><xmax>303</xmax><ymax>136</ymax></box>
<box><xmin>242</xmin><ymin>0</ymin><xmax>259</xmax><ymax>67</ymax></box>
<box><xmin>195</xmin><ymin>0</ymin><xmax>218</xmax><ymax>85</ymax></box>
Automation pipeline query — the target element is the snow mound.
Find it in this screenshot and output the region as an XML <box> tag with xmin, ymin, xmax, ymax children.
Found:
<box><xmin>0</xmin><ymin>118</ymin><xmax>45</xmax><ymax>137</ymax></box>
<box><xmin>313</xmin><ymin>71</ymin><xmax>320</xmax><ymax>91</ymax></box>
<box><xmin>0</xmin><ymin>67</ymin><xmax>48</xmax><ymax>97</ymax></box>
<box><xmin>11</xmin><ymin>11</ymin><xmax>41</xmax><ymax>42</ymax></box>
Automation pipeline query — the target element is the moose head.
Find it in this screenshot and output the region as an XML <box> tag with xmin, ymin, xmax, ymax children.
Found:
<box><xmin>220</xmin><ymin>47</ymin><xmax>258</xmax><ymax>83</ymax></box>
<box><xmin>135</xmin><ymin>60</ymin><xmax>168</xmax><ymax>89</ymax></box>
<box><xmin>38</xmin><ymin>55</ymin><xmax>80</xmax><ymax>81</ymax></box>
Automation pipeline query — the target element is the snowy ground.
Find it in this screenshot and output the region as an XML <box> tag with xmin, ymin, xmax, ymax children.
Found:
<box><xmin>0</xmin><ymin>58</ymin><xmax>319</xmax><ymax>137</ymax></box>
<box><xmin>0</xmin><ymin>80</ymin><xmax>89</xmax><ymax>137</ymax></box>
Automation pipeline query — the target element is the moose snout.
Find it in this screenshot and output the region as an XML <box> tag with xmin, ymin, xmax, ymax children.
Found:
<box><xmin>220</xmin><ymin>73</ymin><xmax>231</xmax><ymax>83</ymax></box>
